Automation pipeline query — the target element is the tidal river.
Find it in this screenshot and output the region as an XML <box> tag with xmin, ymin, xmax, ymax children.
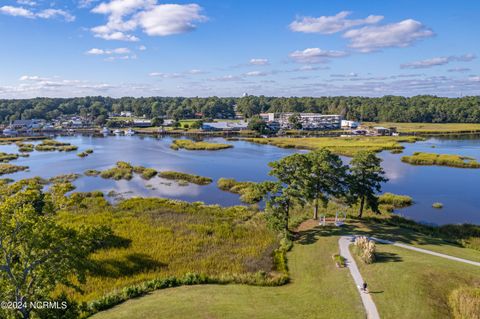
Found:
<box><xmin>2</xmin><ymin>135</ymin><xmax>479</xmax><ymax>226</ymax></box>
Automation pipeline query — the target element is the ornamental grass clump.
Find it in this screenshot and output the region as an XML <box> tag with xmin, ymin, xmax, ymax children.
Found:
<box><xmin>354</xmin><ymin>236</ymin><xmax>376</xmax><ymax>264</ymax></box>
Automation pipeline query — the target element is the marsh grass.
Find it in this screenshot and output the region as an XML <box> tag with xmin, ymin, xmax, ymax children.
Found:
<box><xmin>35</xmin><ymin>139</ymin><xmax>78</xmax><ymax>152</ymax></box>
<box><xmin>158</xmin><ymin>171</ymin><xmax>212</xmax><ymax>185</ymax></box>
<box><xmin>171</xmin><ymin>139</ymin><xmax>233</xmax><ymax>151</ymax></box>
<box><xmin>133</xmin><ymin>166</ymin><xmax>157</xmax><ymax>180</ymax></box>
<box><xmin>49</xmin><ymin>173</ymin><xmax>81</xmax><ymax>184</ymax></box>
<box><xmin>85</xmin><ymin>169</ymin><xmax>101</xmax><ymax>176</ymax></box>
<box><xmin>16</xmin><ymin>142</ymin><xmax>35</xmax><ymax>152</ymax></box>
<box><xmin>99</xmin><ymin>162</ymin><xmax>134</xmax><ymax>180</ymax></box>
<box><xmin>448</xmin><ymin>286</ymin><xmax>480</xmax><ymax>319</ymax></box>
<box><xmin>378</xmin><ymin>193</ymin><xmax>413</xmax><ymax>208</ymax></box>
<box><xmin>0</xmin><ymin>163</ymin><xmax>29</xmax><ymax>175</ymax></box>
<box><xmin>401</xmin><ymin>152</ymin><xmax>480</xmax><ymax>168</ymax></box>
<box><xmin>78</xmin><ymin>149</ymin><xmax>94</xmax><ymax>157</ymax></box>
<box><xmin>56</xmin><ymin>197</ymin><xmax>279</xmax><ymax>303</ymax></box>
<box><xmin>217</xmin><ymin>178</ymin><xmax>264</xmax><ymax>204</ymax></box>
<box><xmin>0</xmin><ymin>152</ymin><xmax>19</xmax><ymax>162</ymax></box>
<box><xmin>433</xmin><ymin>202</ymin><xmax>444</xmax><ymax>209</ymax></box>
<box><xmin>243</xmin><ymin>136</ymin><xmax>422</xmax><ymax>156</ymax></box>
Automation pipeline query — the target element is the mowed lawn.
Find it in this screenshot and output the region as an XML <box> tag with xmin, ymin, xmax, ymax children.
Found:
<box><xmin>354</xmin><ymin>243</ymin><xmax>480</xmax><ymax>319</ymax></box>
<box><xmin>92</xmin><ymin>231</ymin><xmax>365</xmax><ymax>319</ymax></box>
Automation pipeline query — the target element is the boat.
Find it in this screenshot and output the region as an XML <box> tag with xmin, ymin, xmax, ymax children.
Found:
<box><xmin>125</xmin><ymin>128</ymin><xmax>135</xmax><ymax>136</ymax></box>
<box><xmin>113</xmin><ymin>129</ymin><xmax>122</xmax><ymax>135</ymax></box>
<box><xmin>2</xmin><ymin>128</ymin><xmax>17</xmax><ymax>136</ymax></box>
<box><xmin>101</xmin><ymin>127</ymin><xmax>110</xmax><ymax>134</ymax></box>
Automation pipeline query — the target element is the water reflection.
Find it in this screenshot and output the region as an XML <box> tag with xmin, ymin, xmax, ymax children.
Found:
<box><xmin>2</xmin><ymin>135</ymin><xmax>479</xmax><ymax>225</ymax></box>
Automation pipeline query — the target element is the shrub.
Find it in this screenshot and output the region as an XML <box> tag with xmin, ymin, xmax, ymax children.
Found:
<box><xmin>448</xmin><ymin>287</ymin><xmax>480</xmax><ymax>319</ymax></box>
<box><xmin>354</xmin><ymin>236</ymin><xmax>376</xmax><ymax>264</ymax></box>
<box><xmin>332</xmin><ymin>254</ymin><xmax>346</xmax><ymax>267</ymax></box>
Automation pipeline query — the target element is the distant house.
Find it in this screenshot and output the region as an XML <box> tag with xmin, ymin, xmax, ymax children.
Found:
<box><xmin>372</xmin><ymin>126</ymin><xmax>391</xmax><ymax>136</ymax></box>
<box><xmin>11</xmin><ymin>119</ymin><xmax>45</xmax><ymax>130</ymax></box>
<box><xmin>202</xmin><ymin>121</ymin><xmax>248</xmax><ymax>131</ymax></box>
<box><xmin>120</xmin><ymin>111</ymin><xmax>132</xmax><ymax>117</ymax></box>
<box><xmin>133</xmin><ymin>119</ymin><xmax>152</xmax><ymax>127</ymax></box>
<box><xmin>341</xmin><ymin>120</ymin><xmax>360</xmax><ymax>129</ymax></box>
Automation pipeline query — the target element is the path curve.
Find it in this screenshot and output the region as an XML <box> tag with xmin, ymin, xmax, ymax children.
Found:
<box><xmin>370</xmin><ymin>237</ymin><xmax>480</xmax><ymax>267</ymax></box>
<box><xmin>338</xmin><ymin>236</ymin><xmax>381</xmax><ymax>319</ymax></box>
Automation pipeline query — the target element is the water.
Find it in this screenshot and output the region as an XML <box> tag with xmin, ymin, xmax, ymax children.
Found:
<box><xmin>2</xmin><ymin>135</ymin><xmax>480</xmax><ymax>226</ymax></box>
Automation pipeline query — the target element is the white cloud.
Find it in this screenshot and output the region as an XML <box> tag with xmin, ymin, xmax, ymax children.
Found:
<box><xmin>37</xmin><ymin>9</ymin><xmax>75</xmax><ymax>22</ymax></box>
<box><xmin>289</xmin><ymin>48</ymin><xmax>348</xmax><ymax>64</ymax></box>
<box><xmin>209</xmin><ymin>75</ymin><xmax>243</xmax><ymax>82</ymax></box>
<box><xmin>249</xmin><ymin>58</ymin><xmax>269</xmax><ymax>65</ymax></box>
<box><xmin>90</xmin><ymin>1</ymin><xmax>206</xmax><ymax>41</ymax></box>
<box><xmin>0</xmin><ymin>5</ymin><xmax>75</xmax><ymax>21</ymax></box>
<box><xmin>149</xmin><ymin>72</ymin><xmax>184</xmax><ymax>78</ymax></box>
<box><xmin>0</xmin><ymin>5</ymin><xmax>34</xmax><ymax>18</ymax></box>
<box><xmin>86</xmin><ymin>47</ymin><xmax>131</xmax><ymax>55</ymax></box>
<box><xmin>17</xmin><ymin>0</ymin><xmax>36</xmax><ymax>6</ymax></box>
<box><xmin>19</xmin><ymin>75</ymin><xmax>48</xmax><ymax>81</ymax></box>
<box><xmin>448</xmin><ymin>67</ymin><xmax>471</xmax><ymax>73</ymax></box>
<box><xmin>244</xmin><ymin>71</ymin><xmax>269</xmax><ymax>77</ymax></box>
<box><xmin>138</xmin><ymin>45</ymin><xmax>147</xmax><ymax>51</ymax></box>
<box><xmin>289</xmin><ymin>11</ymin><xmax>383</xmax><ymax>34</ymax></box>
<box><xmin>401</xmin><ymin>54</ymin><xmax>476</xmax><ymax>69</ymax></box>
<box><xmin>343</xmin><ymin>19</ymin><xmax>434</xmax><ymax>52</ymax></box>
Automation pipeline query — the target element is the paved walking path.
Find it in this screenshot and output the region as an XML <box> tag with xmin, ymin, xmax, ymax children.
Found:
<box><xmin>338</xmin><ymin>236</ymin><xmax>381</xmax><ymax>319</ymax></box>
<box><xmin>370</xmin><ymin>236</ymin><xmax>480</xmax><ymax>267</ymax></box>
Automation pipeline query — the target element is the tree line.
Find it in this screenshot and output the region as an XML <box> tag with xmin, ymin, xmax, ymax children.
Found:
<box><xmin>0</xmin><ymin>95</ymin><xmax>479</xmax><ymax>124</ymax></box>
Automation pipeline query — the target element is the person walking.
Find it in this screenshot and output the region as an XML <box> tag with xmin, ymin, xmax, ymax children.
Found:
<box><xmin>362</xmin><ymin>282</ymin><xmax>368</xmax><ymax>293</ymax></box>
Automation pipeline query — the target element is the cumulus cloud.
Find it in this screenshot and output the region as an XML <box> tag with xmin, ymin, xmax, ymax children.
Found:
<box><xmin>90</xmin><ymin>0</ymin><xmax>206</xmax><ymax>41</ymax></box>
<box><xmin>289</xmin><ymin>48</ymin><xmax>348</xmax><ymax>64</ymax></box>
<box><xmin>0</xmin><ymin>5</ymin><xmax>75</xmax><ymax>21</ymax></box>
<box><xmin>85</xmin><ymin>47</ymin><xmax>131</xmax><ymax>55</ymax></box>
<box><xmin>343</xmin><ymin>19</ymin><xmax>434</xmax><ymax>52</ymax></box>
<box><xmin>289</xmin><ymin>11</ymin><xmax>383</xmax><ymax>34</ymax></box>
<box><xmin>401</xmin><ymin>54</ymin><xmax>476</xmax><ymax>69</ymax></box>
<box><xmin>249</xmin><ymin>58</ymin><xmax>269</xmax><ymax>65</ymax></box>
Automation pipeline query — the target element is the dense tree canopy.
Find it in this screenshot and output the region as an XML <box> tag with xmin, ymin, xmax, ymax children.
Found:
<box><xmin>0</xmin><ymin>95</ymin><xmax>479</xmax><ymax>124</ymax></box>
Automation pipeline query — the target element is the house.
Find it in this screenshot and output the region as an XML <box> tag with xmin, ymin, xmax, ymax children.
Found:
<box><xmin>120</xmin><ymin>111</ymin><xmax>132</xmax><ymax>117</ymax></box>
<box><xmin>202</xmin><ymin>121</ymin><xmax>248</xmax><ymax>131</ymax></box>
<box><xmin>11</xmin><ymin>119</ymin><xmax>45</xmax><ymax>130</ymax></box>
<box><xmin>133</xmin><ymin>119</ymin><xmax>152</xmax><ymax>127</ymax></box>
<box><xmin>341</xmin><ymin>120</ymin><xmax>360</xmax><ymax>129</ymax></box>
<box><xmin>372</xmin><ymin>126</ymin><xmax>391</xmax><ymax>136</ymax></box>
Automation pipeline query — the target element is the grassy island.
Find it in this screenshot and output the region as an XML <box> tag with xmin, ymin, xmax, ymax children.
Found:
<box><xmin>49</xmin><ymin>173</ymin><xmax>81</xmax><ymax>184</ymax></box>
<box><xmin>99</xmin><ymin>162</ymin><xmax>135</xmax><ymax>180</ymax></box>
<box><xmin>401</xmin><ymin>152</ymin><xmax>480</xmax><ymax>168</ymax></box>
<box><xmin>243</xmin><ymin>136</ymin><xmax>422</xmax><ymax>156</ymax></box>
<box><xmin>170</xmin><ymin>139</ymin><xmax>233</xmax><ymax>151</ymax></box>
<box><xmin>16</xmin><ymin>142</ymin><xmax>35</xmax><ymax>152</ymax></box>
<box><xmin>85</xmin><ymin>169</ymin><xmax>101</xmax><ymax>176</ymax></box>
<box><xmin>378</xmin><ymin>193</ymin><xmax>414</xmax><ymax>208</ymax></box>
<box><xmin>217</xmin><ymin>178</ymin><xmax>266</xmax><ymax>204</ymax></box>
<box><xmin>365</xmin><ymin>122</ymin><xmax>480</xmax><ymax>135</ymax></box>
<box><xmin>0</xmin><ymin>163</ymin><xmax>28</xmax><ymax>175</ymax></box>
<box><xmin>35</xmin><ymin>139</ymin><xmax>78</xmax><ymax>152</ymax></box>
<box><xmin>0</xmin><ymin>152</ymin><xmax>20</xmax><ymax>162</ymax></box>
<box><xmin>78</xmin><ymin>149</ymin><xmax>94</xmax><ymax>157</ymax></box>
<box><xmin>133</xmin><ymin>166</ymin><xmax>158</xmax><ymax>180</ymax></box>
<box><xmin>158</xmin><ymin>171</ymin><xmax>212</xmax><ymax>185</ymax></box>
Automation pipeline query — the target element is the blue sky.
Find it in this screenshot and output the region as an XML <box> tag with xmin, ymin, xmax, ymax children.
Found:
<box><xmin>0</xmin><ymin>0</ymin><xmax>479</xmax><ymax>98</ymax></box>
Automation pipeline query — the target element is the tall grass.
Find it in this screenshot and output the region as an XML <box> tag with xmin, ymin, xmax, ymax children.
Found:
<box><xmin>448</xmin><ymin>286</ymin><xmax>480</xmax><ymax>319</ymax></box>
<box><xmin>171</xmin><ymin>139</ymin><xmax>233</xmax><ymax>151</ymax></box>
<box><xmin>56</xmin><ymin>197</ymin><xmax>279</xmax><ymax>304</ymax></box>
<box><xmin>401</xmin><ymin>152</ymin><xmax>480</xmax><ymax>168</ymax></box>
<box><xmin>158</xmin><ymin>171</ymin><xmax>212</xmax><ymax>185</ymax></box>
<box><xmin>0</xmin><ymin>163</ymin><xmax>28</xmax><ymax>175</ymax></box>
<box><xmin>243</xmin><ymin>136</ymin><xmax>422</xmax><ymax>156</ymax></box>
<box><xmin>217</xmin><ymin>178</ymin><xmax>264</xmax><ymax>204</ymax></box>
<box><xmin>378</xmin><ymin>193</ymin><xmax>413</xmax><ymax>208</ymax></box>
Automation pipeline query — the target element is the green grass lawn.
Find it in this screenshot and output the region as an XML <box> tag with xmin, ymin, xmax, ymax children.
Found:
<box><xmin>92</xmin><ymin>229</ymin><xmax>365</xmax><ymax>319</ymax></box>
<box><xmin>353</xmin><ymin>243</ymin><xmax>480</xmax><ymax>319</ymax></box>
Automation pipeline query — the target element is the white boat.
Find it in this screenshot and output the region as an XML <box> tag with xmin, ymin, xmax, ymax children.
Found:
<box><xmin>101</xmin><ymin>127</ymin><xmax>110</xmax><ymax>134</ymax></box>
<box><xmin>2</xmin><ymin>128</ymin><xmax>17</xmax><ymax>136</ymax></box>
<box><xmin>125</xmin><ymin>128</ymin><xmax>135</xmax><ymax>136</ymax></box>
<box><xmin>113</xmin><ymin>129</ymin><xmax>122</xmax><ymax>135</ymax></box>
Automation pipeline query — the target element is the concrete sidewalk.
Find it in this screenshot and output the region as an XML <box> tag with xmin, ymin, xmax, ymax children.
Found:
<box><xmin>338</xmin><ymin>236</ymin><xmax>381</xmax><ymax>319</ymax></box>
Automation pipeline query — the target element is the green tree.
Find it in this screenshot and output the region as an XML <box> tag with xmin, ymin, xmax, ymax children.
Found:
<box><xmin>288</xmin><ymin>113</ymin><xmax>302</xmax><ymax>130</ymax></box>
<box><xmin>0</xmin><ymin>181</ymin><xmax>109</xmax><ymax>319</ymax></box>
<box><xmin>347</xmin><ymin>151</ymin><xmax>388</xmax><ymax>218</ymax></box>
<box><xmin>302</xmin><ymin>149</ymin><xmax>348</xmax><ymax>219</ymax></box>
<box><xmin>151</xmin><ymin>117</ymin><xmax>164</xmax><ymax>127</ymax></box>
<box><xmin>247</xmin><ymin>115</ymin><xmax>269</xmax><ymax>134</ymax></box>
<box><xmin>266</xmin><ymin>154</ymin><xmax>308</xmax><ymax>232</ymax></box>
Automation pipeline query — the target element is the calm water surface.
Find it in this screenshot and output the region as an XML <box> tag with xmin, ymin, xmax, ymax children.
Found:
<box><xmin>2</xmin><ymin>135</ymin><xmax>479</xmax><ymax>226</ymax></box>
